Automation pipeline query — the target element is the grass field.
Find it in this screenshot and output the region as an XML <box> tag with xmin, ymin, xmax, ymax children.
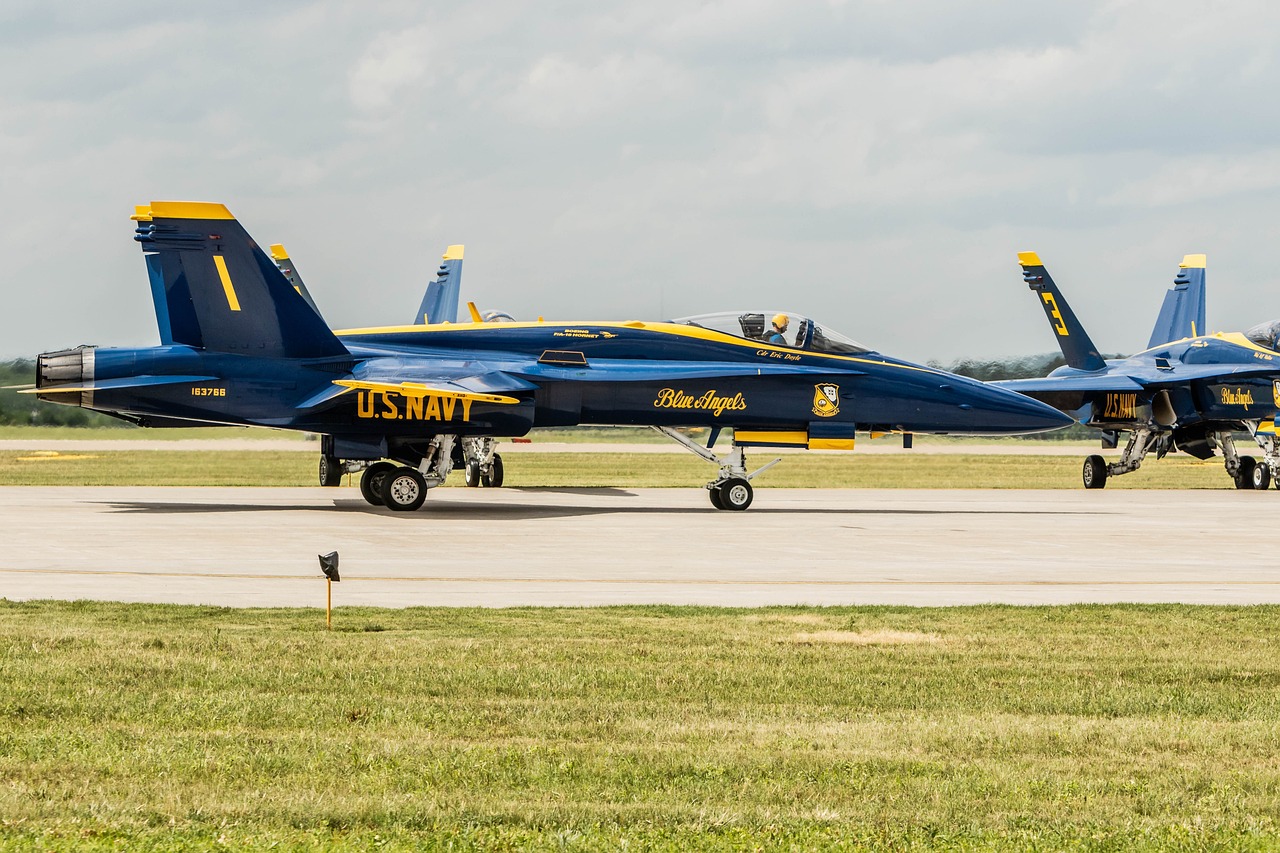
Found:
<box><xmin>0</xmin><ymin>602</ymin><xmax>1276</xmax><ymax>850</ymax></box>
<box><xmin>0</xmin><ymin>448</ymin><xmax>1246</xmax><ymax>489</ymax></box>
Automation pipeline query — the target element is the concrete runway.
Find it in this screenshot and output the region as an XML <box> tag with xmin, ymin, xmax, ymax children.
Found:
<box><xmin>0</xmin><ymin>485</ymin><xmax>1273</xmax><ymax>608</ymax></box>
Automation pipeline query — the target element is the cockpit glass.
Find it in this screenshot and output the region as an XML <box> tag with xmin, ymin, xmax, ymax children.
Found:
<box><xmin>1246</xmin><ymin>320</ymin><xmax>1280</xmax><ymax>352</ymax></box>
<box><xmin>672</xmin><ymin>311</ymin><xmax>872</xmax><ymax>355</ymax></box>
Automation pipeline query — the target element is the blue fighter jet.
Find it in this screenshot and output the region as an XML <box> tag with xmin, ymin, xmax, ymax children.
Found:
<box><xmin>27</xmin><ymin>201</ymin><xmax>1070</xmax><ymax>511</ymax></box>
<box><xmin>999</xmin><ymin>252</ymin><xmax>1280</xmax><ymax>489</ymax></box>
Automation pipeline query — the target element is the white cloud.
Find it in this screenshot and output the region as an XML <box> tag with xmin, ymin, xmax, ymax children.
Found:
<box><xmin>348</xmin><ymin>26</ymin><xmax>433</xmax><ymax>113</ymax></box>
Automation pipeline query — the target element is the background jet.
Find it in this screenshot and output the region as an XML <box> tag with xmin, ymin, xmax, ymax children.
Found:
<box><xmin>998</xmin><ymin>252</ymin><xmax>1280</xmax><ymax>489</ymax></box>
<box><xmin>27</xmin><ymin>201</ymin><xmax>1070</xmax><ymax>512</ymax></box>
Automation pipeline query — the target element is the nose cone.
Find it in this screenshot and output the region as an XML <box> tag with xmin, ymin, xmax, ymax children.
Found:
<box><xmin>951</xmin><ymin>379</ymin><xmax>1074</xmax><ymax>435</ymax></box>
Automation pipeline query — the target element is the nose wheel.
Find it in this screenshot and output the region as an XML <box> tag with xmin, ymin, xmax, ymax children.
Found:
<box><xmin>710</xmin><ymin>477</ymin><xmax>753</xmax><ymax>511</ymax></box>
<box><xmin>652</xmin><ymin>427</ymin><xmax>776</xmax><ymax>511</ymax></box>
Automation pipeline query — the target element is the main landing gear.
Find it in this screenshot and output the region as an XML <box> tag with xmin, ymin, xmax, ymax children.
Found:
<box><xmin>1082</xmin><ymin>427</ymin><xmax>1276</xmax><ymax>490</ymax></box>
<box><xmin>1221</xmin><ymin>431</ymin><xmax>1272</xmax><ymax>490</ymax></box>
<box><xmin>653</xmin><ymin>426</ymin><xmax>780</xmax><ymax>511</ymax></box>
<box><xmin>325</xmin><ymin>435</ymin><xmax>510</xmax><ymax>512</ymax></box>
<box><xmin>1247</xmin><ymin>424</ymin><xmax>1280</xmax><ymax>490</ymax></box>
<box><xmin>1081</xmin><ymin>428</ymin><xmax>1163</xmax><ymax>489</ymax></box>
<box><xmin>460</xmin><ymin>437</ymin><xmax>504</xmax><ymax>488</ymax></box>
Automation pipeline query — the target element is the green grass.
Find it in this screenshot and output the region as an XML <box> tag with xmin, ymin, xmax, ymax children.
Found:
<box><xmin>0</xmin><ymin>449</ymin><xmax>1246</xmax><ymax>488</ymax></box>
<box><xmin>0</xmin><ymin>602</ymin><xmax>1276</xmax><ymax>850</ymax></box>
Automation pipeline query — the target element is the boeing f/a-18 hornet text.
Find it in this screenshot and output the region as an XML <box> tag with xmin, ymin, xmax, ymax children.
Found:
<box><xmin>1000</xmin><ymin>252</ymin><xmax>1280</xmax><ymax>489</ymax></box>
<box><xmin>27</xmin><ymin>201</ymin><xmax>1071</xmax><ymax>511</ymax></box>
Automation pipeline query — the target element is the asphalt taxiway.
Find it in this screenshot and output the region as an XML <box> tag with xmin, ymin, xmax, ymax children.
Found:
<box><xmin>0</xmin><ymin>486</ymin><xmax>1271</xmax><ymax>608</ymax></box>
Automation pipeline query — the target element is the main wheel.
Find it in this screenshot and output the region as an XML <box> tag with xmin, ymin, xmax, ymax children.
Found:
<box><xmin>380</xmin><ymin>466</ymin><xmax>427</xmax><ymax>511</ymax></box>
<box><xmin>464</xmin><ymin>459</ymin><xmax>481</xmax><ymax>487</ymax></box>
<box><xmin>482</xmin><ymin>453</ymin><xmax>504</xmax><ymax>488</ymax></box>
<box><xmin>1253</xmin><ymin>462</ymin><xmax>1272</xmax><ymax>490</ymax></box>
<box><xmin>708</xmin><ymin>485</ymin><xmax>726</xmax><ymax>509</ymax></box>
<box><xmin>319</xmin><ymin>454</ymin><xmax>343</xmax><ymax>487</ymax></box>
<box><xmin>718</xmin><ymin>477</ymin><xmax>753</xmax><ymax>511</ymax></box>
<box><xmin>1082</xmin><ymin>455</ymin><xmax>1108</xmax><ymax>489</ymax></box>
<box><xmin>359</xmin><ymin>461</ymin><xmax>396</xmax><ymax>506</ymax></box>
<box><xmin>1235</xmin><ymin>456</ymin><xmax>1256</xmax><ymax>490</ymax></box>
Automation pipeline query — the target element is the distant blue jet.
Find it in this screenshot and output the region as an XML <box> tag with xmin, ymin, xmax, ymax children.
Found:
<box><xmin>998</xmin><ymin>252</ymin><xmax>1280</xmax><ymax>489</ymax></box>
<box><xmin>27</xmin><ymin>201</ymin><xmax>1070</xmax><ymax>511</ymax></box>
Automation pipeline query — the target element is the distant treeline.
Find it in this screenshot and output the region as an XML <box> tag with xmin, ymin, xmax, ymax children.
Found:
<box><xmin>926</xmin><ymin>353</ymin><xmax>1072</xmax><ymax>381</ymax></box>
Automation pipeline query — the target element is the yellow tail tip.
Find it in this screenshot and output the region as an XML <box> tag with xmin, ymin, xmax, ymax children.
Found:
<box><xmin>1017</xmin><ymin>251</ymin><xmax>1043</xmax><ymax>267</ymax></box>
<box><xmin>443</xmin><ymin>244</ymin><xmax>464</xmax><ymax>260</ymax></box>
<box><xmin>1179</xmin><ymin>253</ymin><xmax>1207</xmax><ymax>269</ymax></box>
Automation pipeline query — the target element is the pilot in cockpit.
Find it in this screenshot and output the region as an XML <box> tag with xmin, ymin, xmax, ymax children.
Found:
<box><xmin>767</xmin><ymin>314</ymin><xmax>790</xmax><ymax>345</ymax></box>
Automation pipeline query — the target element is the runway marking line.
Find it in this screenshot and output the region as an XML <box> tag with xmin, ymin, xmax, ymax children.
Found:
<box><xmin>0</xmin><ymin>568</ymin><xmax>1278</xmax><ymax>587</ymax></box>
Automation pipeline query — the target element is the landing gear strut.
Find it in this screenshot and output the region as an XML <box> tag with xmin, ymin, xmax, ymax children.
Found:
<box><xmin>461</xmin><ymin>437</ymin><xmax>504</xmax><ymax>488</ymax></box>
<box><xmin>653</xmin><ymin>426</ymin><xmax>778</xmax><ymax>511</ymax></box>
<box><xmin>1248</xmin><ymin>424</ymin><xmax>1280</xmax><ymax>490</ymax></box>
<box><xmin>1219</xmin><ymin>431</ymin><xmax>1269</xmax><ymax>490</ymax></box>
<box><xmin>1082</xmin><ymin>428</ymin><xmax>1160</xmax><ymax>489</ymax></box>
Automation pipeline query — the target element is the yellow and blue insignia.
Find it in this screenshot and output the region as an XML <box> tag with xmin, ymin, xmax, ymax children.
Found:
<box><xmin>1273</xmin><ymin>380</ymin><xmax>1280</xmax><ymax>410</ymax></box>
<box><xmin>813</xmin><ymin>383</ymin><xmax>840</xmax><ymax>417</ymax></box>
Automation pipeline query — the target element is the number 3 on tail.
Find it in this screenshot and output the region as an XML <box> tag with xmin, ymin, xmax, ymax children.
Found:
<box><xmin>1041</xmin><ymin>293</ymin><xmax>1069</xmax><ymax>336</ymax></box>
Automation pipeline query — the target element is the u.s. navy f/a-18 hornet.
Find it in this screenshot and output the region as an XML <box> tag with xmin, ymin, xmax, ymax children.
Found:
<box><xmin>27</xmin><ymin>201</ymin><xmax>1071</xmax><ymax>511</ymax></box>
<box><xmin>999</xmin><ymin>252</ymin><xmax>1280</xmax><ymax>489</ymax></box>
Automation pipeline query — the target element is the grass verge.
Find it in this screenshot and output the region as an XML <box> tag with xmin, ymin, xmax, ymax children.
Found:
<box><xmin>0</xmin><ymin>602</ymin><xmax>1276</xmax><ymax>850</ymax></box>
<box><xmin>0</xmin><ymin>449</ymin><xmax>1244</xmax><ymax>488</ymax></box>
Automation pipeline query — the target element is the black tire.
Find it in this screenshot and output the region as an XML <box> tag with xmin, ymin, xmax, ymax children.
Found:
<box><xmin>380</xmin><ymin>466</ymin><xmax>427</xmax><ymax>512</ymax></box>
<box><xmin>1253</xmin><ymin>462</ymin><xmax>1271</xmax><ymax>490</ymax></box>
<box><xmin>718</xmin><ymin>477</ymin><xmax>753</xmax><ymax>511</ymax></box>
<box><xmin>708</xmin><ymin>486</ymin><xmax>726</xmax><ymax>510</ymax></box>
<box><xmin>1236</xmin><ymin>456</ymin><xmax>1256</xmax><ymax>490</ymax></box>
<box><xmin>319</xmin><ymin>454</ymin><xmax>344</xmax><ymax>487</ymax></box>
<box><xmin>464</xmin><ymin>460</ymin><xmax>481</xmax><ymax>487</ymax></box>
<box><xmin>1082</xmin><ymin>455</ymin><xmax>1108</xmax><ymax>489</ymax></box>
<box><xmin>482</xmin><ymin>453</ymin><xmax>504</xmax><ymax>488</ymax></box>
<box><xmin>359</xmin><ymin>461</ymin><xmax>396</xmax><ymax>506</ymax></box>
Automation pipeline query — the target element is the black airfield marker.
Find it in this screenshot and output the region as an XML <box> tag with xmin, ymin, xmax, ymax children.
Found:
<box><xmin>319</xmin><ymin>552</ymin><xmax>340</xmax><ymax>629</ymax></box>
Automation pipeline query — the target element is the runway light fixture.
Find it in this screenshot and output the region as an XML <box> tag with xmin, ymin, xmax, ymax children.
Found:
<box><xmin>319</xmin><ymin>551</ymin><xmax>340</xmax><ymax>629</ymax></box>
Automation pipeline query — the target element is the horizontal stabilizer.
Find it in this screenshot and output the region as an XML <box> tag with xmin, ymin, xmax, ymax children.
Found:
<box><xmin>1146</xmin><ymin>254</ymin><xmax>1207</xmax><ymax>348</ymax></box>
<box><xmin>20</xmin><ymin>375</ymin><xmax>218</xmax><ymax>395</ymax></box>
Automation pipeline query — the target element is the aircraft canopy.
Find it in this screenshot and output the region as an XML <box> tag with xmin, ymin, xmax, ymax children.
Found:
<box><xmin>1245</xmin><ymin>319</ymin><xmax>1280</xmax><ymax>352</ymax></box>
<box><xmin>673</xmin><ymin>311</ymin><xmax>872</xmax><ymax>355</ymax></box>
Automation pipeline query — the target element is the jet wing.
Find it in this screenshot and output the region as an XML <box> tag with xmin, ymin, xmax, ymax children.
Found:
<box><xmin>999</xmin><ymin>359</ymin><xmax>1280</xmax><ymax>395</ymax></box>
<box><xmin>333</xmin><ymin>379</ymin><xmax>521</xmax><ymax>405</ymax></box>
<box><xmin>995</xmin><ymin>375</ymin><xmax>1145</xmax><ymax>394</ymax></box>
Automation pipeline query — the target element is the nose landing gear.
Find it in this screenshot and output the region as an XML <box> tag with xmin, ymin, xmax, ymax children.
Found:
<box><xmin>653</xmin><ymin>426</ymin><xmax>777</xmax><ymax>511</ymax></box>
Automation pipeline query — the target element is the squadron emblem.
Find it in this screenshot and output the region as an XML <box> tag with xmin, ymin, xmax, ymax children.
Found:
<box><xmin>813</xmin><ymin>383</ymin><xmax>840</xmax><ymax>417</ymax></box>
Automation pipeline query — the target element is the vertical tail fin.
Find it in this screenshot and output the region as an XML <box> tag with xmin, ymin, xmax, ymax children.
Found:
<box><xmin>414</xmin><ymin>245</ymin><xmax>464</xmax><ymax>324</ymax></box>
<box><xmin>133</xmin><ymin>201</ymin><xmax>348</xmax><ymax>359</ymax></box>
<box><xmin>1146</xmin><ymin>254</ymin><xmax>1206</xmax><ymax>348</ymax></box>
<box><xmin>1017</xmin><ymin>252</ymin><xmax>1106</xmax><ymax>371</ymax></box>
<box><xmin>268</xmin><ymin>243</ymin><xmax>325</xmax><ymax>320</ymax></box>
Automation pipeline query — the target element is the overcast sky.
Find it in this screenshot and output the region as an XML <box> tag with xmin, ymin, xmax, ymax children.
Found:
<box><xmin>4</xmin><ymin>1</ymin><xmax>1280</xmax><ymax>364</ymax></box>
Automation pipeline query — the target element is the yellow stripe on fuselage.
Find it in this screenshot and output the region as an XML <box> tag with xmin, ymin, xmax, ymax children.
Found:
<box><xmin>212</xmin><ymin>255</ymin><xmax>241</xmax><ymax>312</ymax></box>
<box><xmin>332</xmin><ymin>320</ymin><xmax>947</xmax><ymax>377</ymax></box>
<box><xmin>734</xmin><ymin>430</ymin><xmax>808</xmax><ymax>446</ymax></box>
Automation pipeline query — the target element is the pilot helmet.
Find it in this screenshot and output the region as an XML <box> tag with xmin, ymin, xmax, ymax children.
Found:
<box><xmin>772</xmin><ymin>313</ymin><xmax>789</xmax><ymax>329</ymax></box>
